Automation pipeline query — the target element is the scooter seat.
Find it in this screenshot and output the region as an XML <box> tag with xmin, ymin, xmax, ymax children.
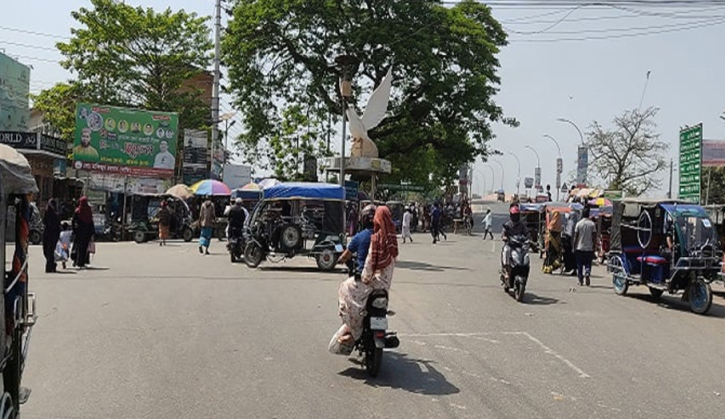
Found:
<box><xmin>637</xmin><ymin>255</ymin><xmax>668</xmax><ymax>265</ymax></box>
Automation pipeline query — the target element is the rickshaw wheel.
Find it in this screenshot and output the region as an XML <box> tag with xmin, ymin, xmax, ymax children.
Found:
<box><xmin>29</xmin><ymin>229</ymin><xmax>41</xmax><ymax>246</ymax></box>
<box><xmin>244</xmin><ymin>243</ymin><xmax>263</xmax><ymax>268</ymax></box>
<box><xmin>182</xmin><ymin>228</ymin><xmax>194</xmax><ymax>242</ymax></box>
<box><xmin>648</xmin><ymin>287</ymin><xmax>664</xmax><ymax>299</ymax></box>
<box><xmin>610</xmin><ymin>256</ymin><xmax>628</xmax><ymax>296</ymax></box>
<box><xmin>689</xmin><ymin>278</ymin><xmax>712</xmax><ymax>315</ymax></box>
<box><xmin>280</xmin><ymin>225</ymin><xmax>302</xmax><ymax>249</ymax></box>
<box><xmin>316</xmin><ymin>249</ymin><xmax>338</xmax><ymax>271</ymax></box>
<box><xmin>133</xmin><ymin>230</ymin><xmax>146</xmax><ymax>244</ymax></box>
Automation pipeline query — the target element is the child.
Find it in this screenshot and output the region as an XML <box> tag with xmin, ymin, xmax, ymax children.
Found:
<box><xmin>56</xmin><ymin>222</ymin><xmax>72</xmax><ymax>270</ymax></box>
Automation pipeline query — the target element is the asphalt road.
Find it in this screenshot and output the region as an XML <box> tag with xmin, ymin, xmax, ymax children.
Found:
<box><xmin>19</xmin><ymin>206</ymin><xmax>725</xmax><ymax>419</ymax></box>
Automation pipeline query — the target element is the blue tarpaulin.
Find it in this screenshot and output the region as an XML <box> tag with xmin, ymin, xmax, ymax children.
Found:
<box><xmin>262</xmin><ymin>182</ymin><xmax>345</xmax><ymax>200</ymax></box>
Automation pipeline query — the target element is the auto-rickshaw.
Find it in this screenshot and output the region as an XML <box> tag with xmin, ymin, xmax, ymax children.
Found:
<box><xmin>520</xmin><ymin>203</ymin><xmax>544</xmax><ymax>254</ymax></box>
<box><xmin>243</xmin><ymin>182</ymin><xmax>346</xmax><ymax>271</ymax></box>
<box><xmin>591</xmin><ymin>206</ymin><xmax>613</xmax><ymax>263</ymax></box>
<box><xmin>608</xmin><ymin>199</ymin><xmax>719</xmax><ymax>314</ymax></box>
<box><xmin>130</xmin><ymin>194</ymin><xmax>194</xmax><ymax>243</ymax></box>
<box><xmin>0</xmin><ymin>144</ymin><xmax>39</xmax><ymax>415</ymax></box>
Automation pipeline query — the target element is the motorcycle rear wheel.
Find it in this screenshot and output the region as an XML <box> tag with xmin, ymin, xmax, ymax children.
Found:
<box><xmin>244</xmin><ymin>243</ymin><xmax>263</xmax><ymax>268</ymax></box>
<box><xmin>514</xmin><ymin>279</ymin><xmax>525</xmax><ymax>302</ymax></box>
<box><xmin>365</xmin><ymin>347</ymin><xmax>383</xmax><ymax>378</ymax></box>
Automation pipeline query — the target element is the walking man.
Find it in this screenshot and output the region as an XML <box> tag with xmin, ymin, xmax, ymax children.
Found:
<box><xmin>431</xmin><ymin>202</ymin><xmax>446</xmax><ymax>244</ymax></box>
<box><xmin>402</xmin><ymin>208</ymin><xmax>413</xmax><ymax>243</ymax></box>
<box><xmin>573</xmin><ymin>207</ymin><xmax>596</xmax><ymax>286</ymax></box>
<box><xmin>482</xmin><ymin>208</ymin><xmax>494</xmax><ymax>240</ymax></box>
<box><xmin>198</xmin><ymin>198</ymin><xmax>216</xmax><ymax>255</ymax></box>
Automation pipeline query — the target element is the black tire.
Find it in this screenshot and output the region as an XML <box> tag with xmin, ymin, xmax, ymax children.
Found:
<box><xmin>133</xmin><ymin>230</ymin><xmax>146</xmax><ymax>244</ymax></box>
<box><xmin>230</xmin><ymin>252</ymin><xmax>236</xmax><ymax>263</ymax></box>
<box><xmin>3</xmin><ymin>325</ymin><xmax>22</xmax><ymax>414</ymax></box>
<box><xmin>280</xmin><ymin>224</ymin><xmax>302</xmax><ymax>249</ymax></box>
<box><xmin>649</xmin><ymin>287</ymin><xmax>664</xmax><ymax>299</ymax></box>
<box><xmin>514</xmin><ymin>279</ymin><xmax>525</xmax><ymax>302</ymax></box>
<box><xmin>689</xmin><ymin>278</ymin><xmax>713</xmax><ymax>315</ymax></box>
<box><xmin>182</xmin><ymin>228</ymin><xmax>193</xmax><ymax>242</ymax></box>
<box><xmin>610</xmin><ymin>255</ymin><xmax>629</xmax><ymax>296</ymax></box>
<box><xmin>29</xmin><ymin>230</ymin><xmax>41</xmax><ymax>246</ymax></box>
<box><xmin>244</xmin><ymin>243</ymin><xmax>263</xmax><ymax>268</ymax></box>
<box><xmin>316</xmin><ymin>249</ymin><xmax>338</xmax><ymax>271</ymax></box>
<box><xmin>0</xmin><ymin>391</ymin><xmax>15</xmax><ymax>419</ymax></box>
<box><xmin>366</xmin><ymin>347</ymin><xmax>383</xmax><ymax>378</ymax></box>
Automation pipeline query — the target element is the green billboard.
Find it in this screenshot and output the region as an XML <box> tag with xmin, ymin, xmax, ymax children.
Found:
<box><xmin>679</xmin><ymin>124</ymin><xmax>702</xmax><ymax>203</ymax></box>
<box><xmin>0</xmin><ymin>52</ymin><xmax>30</xmax><ymax>131</ymax></box>
<box><xmin>73</xmin><ymin>103</ymin><xmax>179</xmax><ymax>177</ymax></box>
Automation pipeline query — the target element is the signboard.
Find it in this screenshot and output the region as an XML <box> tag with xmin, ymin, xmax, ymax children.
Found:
<box><xmin>702</xmin><ymin>139</ymin><xmax>725</xmax><ymax>167</ymax></box>
<box><xmin>89</xmin><ymin>173</ymin><xmax>171</xmax><ymax>195</ymax></box>
<box><xmin>0</xmin><ymin>53</ymin><xmax>30</xmax><ymax>132</ymax></box>
<box><xmin>679</xmin><ymin>124</ymin><xmax>703</xmax><ymax>203</ymax></box>
<box><xmin>556</xmin><ymin>157</ymin><xmax>563</xmax><ymax>174</ymax></box>
<box><xmin>222</xmin><ymin>164</ymin><xmax>252</xmax><ymax>190</ymax></box>
<box><xmin>0</xmin><ymin>131</ymin><xmax>67</xmax><ymax>156</ymax></box>
<box><xmin>603</xmin><ymin>190</ymin><xmax>623</xmax><ymax>199</ymax></box>
<box><xmin>555</xmin><ymin>172</ymin><xmax>561</xmax><ymax>189</ymax></box>
<box><xmin>524</xmin><ymin>177</ymin><xmax>534</xmax><ymax>189</ymax></box>
<box><xmin>378</xmin><ymin>183</ymin><xmax>425</xmax><ymax>192</ymax></box>
<box><xmin>344</xmin><ymin>180</ymin><xmax>359</xmax><ymax>200</ymax></box>
<box><xmin>73</xmin><ymin>103</ymin><xmax>179</xmax><ymax>177</ymax></box>
<box><xmin>561</xmin><ymin>182</ymin><xmax>568</xmax><ymax>193</ymax></box>
<box><xmin>534</xmin><ymin>167</ymin><xmax>541</xmax><ymax>188</ymax></box>
<box><xmin>183</xmin><ymin>129</ymin><xmax>208</xmax><ymax>185</ymax></box>
<box><xmin>576</xmin><ymin>146</ymin><xmax>588</xmax><ymax>186</ymax></box>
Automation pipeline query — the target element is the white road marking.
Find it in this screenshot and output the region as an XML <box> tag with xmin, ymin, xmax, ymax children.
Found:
<box><xmin>398</xmin><ymin>332</ymin><xmax>494</xmax><ymax>338</ymax></box>
<box><xmin>434</xmin><ymin>345</ymin><xmax>471</xmax><ymax>354</ymax></box>
<box><xmin>505</xmin><ymin>332</ymin><xmax>591</xmax><ymax>379</ymax></box>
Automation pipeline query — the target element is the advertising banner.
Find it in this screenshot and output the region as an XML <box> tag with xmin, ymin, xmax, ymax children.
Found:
<box><xmin>183</xmin><ymin>129</ymin><xmax>208</xmax><ymax>185</ymax></box>
<box><xmin>73</xmin><ymin>103</ymin><xmax>178</xmax><ymax>177</ymax></box>
<box><xmin>0</xmin><ymin>53</ymin><xmax>30</xmax><ymax>132</ymax></box>
<box><xmin>222</xmin><ymin>164</ymin><xmax>252</xmax><ymax>190</ymax></box>
<box><xmin>679</xmin><ymin>124</ymin><xmax>702</xmax><ymax>203</ymax></box>
<box><xmin>344</xmin><ymin>180</ymin><xmax>359</xmax><ymax>201</ymax></box>
<box><xmin>89</xmin><ymin>173</ymin><xmax>171</xmax><ymax>195</ymax></box>
<box><xmin>576</xmin><ymin>146</ymin><xmax>588</xmax><ymax>186</ymax></box>
<box><xmin>524</xmin><ymin>177</ymin><xmax>534</xmax><ymax>189</ymax></box>
<box><xmin>702</xmin><ymin>139</ymin><xmax>725</xmax><ymax>167</ymax></box>
<box><xmin>534</xmin><ymin>167</ymin><xmax>541</xmax><ymax>188</ymax></box>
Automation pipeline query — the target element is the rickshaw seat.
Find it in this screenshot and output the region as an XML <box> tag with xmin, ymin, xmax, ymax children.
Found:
<box><xmin>623</xmin><ymin>246</ymin><xmax>643</xmax><ymax>254</ymax></box>
<box><xmin>637</xmin><ymin>255</ymin><xmax>667</xmax><ymax>265</ymax></box>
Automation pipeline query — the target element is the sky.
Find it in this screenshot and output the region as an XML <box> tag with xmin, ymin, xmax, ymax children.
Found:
<box><xmin>2</xmin><ymin>1</ymin><xmax>725</xmax><ymax>197</ymax></box>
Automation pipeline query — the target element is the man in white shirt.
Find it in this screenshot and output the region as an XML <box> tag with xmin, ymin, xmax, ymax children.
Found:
<box><xmin>482</xmin><ymin>208</ymin><xmax>493</xmax><ymax>240</ymax></box>
<box><xmin>153</xmin><ymin>140</ymin><xmax>176</xmax><ymax>169</ymax></box>
<box><xmin>402</xmin><ymin>208</ymin><xmax>413</xmax><ymax>243</ymax></box>
<box><xmin>573</xmin><ymin>207</ymin><xmax>597</xmax><ymax>286</ymax></box>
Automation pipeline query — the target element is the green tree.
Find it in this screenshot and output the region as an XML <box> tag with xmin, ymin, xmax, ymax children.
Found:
<box><xmin>41</xmin><ymin>0</ymin><xmax>212</xmax><ymax>137</ymax></box>
<box><xmin>585</xmin><ymin>107</ymin><xmax>668</xmax><ymax>196</ymax></box>
<box><xmin>222</xmin><ymin>0</ymin><xmax>513</xmax><ymax>185</ymax></box>
<box><xmin>31</xmin><ymin>82</ymin><xmax>87</xmax><ymax>144</ymax></box>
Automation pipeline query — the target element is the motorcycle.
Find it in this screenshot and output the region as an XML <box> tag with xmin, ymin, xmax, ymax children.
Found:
<box><xmin>500</xmin><ymin>234</ymin><xmax>530</xmax><ymax>302</ymax></box>
<box><xmin>227</xmin><ymin>227</ymin><xmax>245</xmax><ymax>263</ymax></box>
<box><xmin>343</xmin><ymin>259</ymin><xmax>399</xmax><ymax>377</ymax></box>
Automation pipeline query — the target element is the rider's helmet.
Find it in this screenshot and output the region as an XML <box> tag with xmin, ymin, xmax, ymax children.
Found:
<box><xmin>361</xmin><ymin>204</ymin><xmax>376</xmax><ymax>229</ymax></box>
<box><xmin>509</xmin><ymin>205</ymin><xmax>520</xmax><ymax>222</ymax></box>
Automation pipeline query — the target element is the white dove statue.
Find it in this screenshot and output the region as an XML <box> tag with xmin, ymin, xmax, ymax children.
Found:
<box><xmin>345</xmin><ymin>67</ymin><xmax>393</xmax><ymax>159</ymax></box>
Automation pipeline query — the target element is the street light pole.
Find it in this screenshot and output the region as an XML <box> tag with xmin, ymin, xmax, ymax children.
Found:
<box><xmin>524</xmin><ymin>145</ymin><xmax>541</xmax><ymax>193</ymax></box>
<box><xmin>491</xmin><ymin>160</ymin><xmax>505</xmax><ymax>191</ymax></box>
<box><xmin>335</xmin><ymin>55</ymin><xmax>360</xmax><ymax>188</ymax></box>
<box><xmin>485</xmin><ymin>165</ymin><xmax>495</xmax><ymax>195</ymax></box>
<box><xmin>543</xmin><ymin>134</ymin><xmax>562</xmax><ymax>156</ymax></box>
<box><xmin>544</xmin><ymin>134</ymin><xmax>563</xmax><ymax>201</ymax></box>
<box><xmin>557</xmin><ymin>118</ymin><xmax>584</xmax><ymax>145</ymax></box>
<box><xmin>524</xmin><ymin>145</ymin><xmax>540</xmax><ymax>167</ymax></box>
<box><xmin>507</xmin><ymin>152</ymin><xmax>521</xmax><ymax>196</ymax></box>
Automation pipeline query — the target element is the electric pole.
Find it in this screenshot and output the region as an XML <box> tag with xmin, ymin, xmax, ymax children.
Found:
<box><xmin>211</xmin><ymin>0</ymin><xmax>222</xmax><ymax>179</ymax></box>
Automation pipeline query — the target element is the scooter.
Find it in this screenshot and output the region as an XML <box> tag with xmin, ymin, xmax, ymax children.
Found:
<box><xmin>500</xmin><ymin>234</ymin><xmax>530</xmax><ymax>302</ymax></box>
<box><xmin>227</xmin><ymin>227</ymin><xmax>245</xmax><ymax>263</ymax></box>
<box><xmin>344</xmin><ymin>259</ymin><xmax>399</xmax><ymax>377</ymax></box>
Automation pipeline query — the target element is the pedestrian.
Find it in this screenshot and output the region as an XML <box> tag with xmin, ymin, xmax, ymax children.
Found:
<box><xmin>542</xmin><ymin>210</ymin><xmax>563</xmax><ymax>274</ymax></box>
<box><xmin>71</xmin><ymin>196</ymin><xmax>95</xmax><ymax>269</ymax></box>
<box><xmin>402</xmin><ymin>207</ymin><xmax>413</xmax><ymax>243</ymax></box>
<box><xmin>573</xmin><ymin>207</ymin><xmax>596</xmax><ymax>286</ymax></box>
<box><xmin>42</xmin><ymin>198</ymin><xmax>61</xmax><ymax>273</ymax></box>
<box><xmin>482</xmin><ymin>208</ymin><xmax>494</xmax><ymax>240</ymax></box>
<box><xmin>198</xmin><ymin>197</ymin><xmax>216</xmax><ymax>255</ymax></box>
<box><xmin>56</xmin><ymin>222</ymin><xmax>72</xmax><ymax>270</ymax></box>
<box><xmin>422</xmin><ymin>205</ymin><xmax>430</xmax><ymax>232</ymax></box>
<box><xmin>561</xmin><ymin>212</ymin><xmax>578</xmax><ymax>274</ymax></box>
<box><xmin>157</xmin><ymin>200</ymin><xmax>171</xmax><ymax>246</ymax></box>
<box><xmin>431</xmin><ymin>202</ymin><xmax>446</xmax><ymax>243</ymax></box>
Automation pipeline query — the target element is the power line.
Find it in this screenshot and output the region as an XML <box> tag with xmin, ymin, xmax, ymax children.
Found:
<box><xmin>0</xmin><ymin>25</ymin><xmax>70</xmax><ymax>40</ymax></box>
<box><xmin>506</xmin><ymin>15</ymin><xmax>725</xmax><ymax>35</ymax></box>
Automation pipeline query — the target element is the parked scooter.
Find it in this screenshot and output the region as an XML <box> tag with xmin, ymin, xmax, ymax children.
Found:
<box><xmin>343</xmin><ymin>259</ymin><xmax>399</xmax><ymax>377</ymax></box>
<box><xmin>500</xmin><ymin>234</ymin><xmax>530</xmax><ymax>302</ymax></box>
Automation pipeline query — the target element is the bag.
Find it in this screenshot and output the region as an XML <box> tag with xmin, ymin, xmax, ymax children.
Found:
<box><xmin>87</xmin><ymin>240</ymin><xmax>96</xmax><ymax>254</ymax></box>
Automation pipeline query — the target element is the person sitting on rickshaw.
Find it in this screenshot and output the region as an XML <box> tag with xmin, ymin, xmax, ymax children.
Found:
<box><xmin>542</xmin><ymin>210</ymin><xmax>563</xmax><ymax>274</ymax></box>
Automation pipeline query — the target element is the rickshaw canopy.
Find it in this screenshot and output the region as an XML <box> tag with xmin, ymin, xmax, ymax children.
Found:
<box><xmin>610</xmin><ymin>199</ymin><xmax>695</xmax><ymax>253</ymax></box>
<box><xmin>263</xmin><ymin>182</ymin><xmax>345</xmax><ymax>200</ymax></box>
<box><xmin>0</xmin><ymin>144</ymin><xmax>38</xmax><ymax>196</ymax></box>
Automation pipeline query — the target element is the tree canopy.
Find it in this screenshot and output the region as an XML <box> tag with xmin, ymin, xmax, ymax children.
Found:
<box><xmin>222</xmin><ymin>0</ymin><xmax>513</xmax><ymax>186</ymax></box>
<box><xmin>33</xmin><ymin>0</ymin><xmax>213</xmax><ymax>142</ymax></box>
<box><xmin>585</xmin><ymin>107</ymin><xmax>668</xmax><ymax>196</ymax></box>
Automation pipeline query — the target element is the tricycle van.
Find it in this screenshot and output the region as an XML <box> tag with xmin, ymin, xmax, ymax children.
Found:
<box><xmin>520</xmin><ymin>203</ymin><xmax>544</xmax><ymax>255</ymax></box>
<box><xmin>243</xmin><ymin>183</ymin><xmax>346</xmax><ymax>271</ymax></box>
<box><xmin>0</xmin><ymin>144</ymin><xmax>39</xmax><ymax>416</ymax></box>
<box><xmin>607</xmin><ymin>199</ymin><xmax>719</xmax><ymax>315</ymax></box>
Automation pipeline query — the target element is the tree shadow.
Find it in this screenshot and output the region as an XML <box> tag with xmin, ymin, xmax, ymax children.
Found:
<box><xmin>395</xmin><ymin>260</ymin><xmax>470</xmax><ymax>272</ymax></box>
<box><xmin>338</xmin><ymin>352</ymin><xmax>460</xmax><ymax>396</ymax></box>
<box><xmin>522</xmin><ymin>293</ymin><xmax>560</xmax><ymax>305</ymax></box>
<box><xmin>627</xmin><ymin>293</ymin><xmax>725</xmax><ymax>319</ymax></box>
<box><xmin>259</xmin><ymin>266</ymin><xmax>344</xmax><ymax>275</ymax></box>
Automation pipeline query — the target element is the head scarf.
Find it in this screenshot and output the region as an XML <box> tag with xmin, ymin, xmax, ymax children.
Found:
<box><xmin>75</xmin><ymin>196</ymin><xmax>93</xmax><ymax>224</ymax></box>
<box><xmin>370</xmin><ymin>206</ymin><xmax>399</xmax><ymax>271</ymax></box>
<box><xmin>46</xmin><ymin>198</ymin><xmax>58</xmax><ymax>214</ymax></box>
<box><xmin>549</xmin><ymin>210</ymin><xmax>562</xmax><ymax>232</ymax></box>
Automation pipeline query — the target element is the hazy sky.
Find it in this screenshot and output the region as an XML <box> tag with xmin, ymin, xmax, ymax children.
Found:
<box><xmin>3</xmin><ymin>1</ymin><xmax>725</xmax><ymax>197</ymax></box>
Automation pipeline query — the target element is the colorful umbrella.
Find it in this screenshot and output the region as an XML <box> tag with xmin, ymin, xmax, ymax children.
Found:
<box><xmin>594</xmin><ymin>197</ymin><xmax>612</xmax><ymax>207</ymax></box>
<box><xmin>241</xmin><ymin>182</ymin><xmax>261</xmax><ymax>190</ymax></box>
<box><xmin>190</xmin><ymin>179</ymin><xmax>232</xmax><ymax>196</ymax></box>
<box><xmin>165</xmin><ymin>184</ymin><xmax>194</xmax><ymax>200</ymax></box>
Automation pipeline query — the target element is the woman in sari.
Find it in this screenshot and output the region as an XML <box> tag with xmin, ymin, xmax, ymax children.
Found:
<box><xmin>331</xmin><ymin>206</ymin><xmax>399</xmax><ymax>354</ymax></box>
<box><xmin>71</xmin><ymin>196</ymin><xmax>95</xmax><ymax>268</ymax></box>
<box><xmin>542</xmin><ymin>210</ymin><xmax>563</xmax><ymax>274</ymax></box>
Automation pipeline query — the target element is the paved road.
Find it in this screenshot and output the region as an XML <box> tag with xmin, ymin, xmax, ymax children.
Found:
<box><xmin>20</xmin><ymin>208</ymin><xmax>725</xmax><ymax>419</ymax></box>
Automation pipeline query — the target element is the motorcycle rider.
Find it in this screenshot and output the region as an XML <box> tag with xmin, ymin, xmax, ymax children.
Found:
<box><xmin>338</xmin><ymin>204</ymin><xmax>376</xmax><ymax>276</ymax></box>
<box><xmin>226</xmin><ymin>198</ymin><xmax>247</xmax><ymax>242</ymax></box>
<box><xmin>501</xmin><ymin>205</ymin><xmax>528</xmax><ymax>283</ymax></box>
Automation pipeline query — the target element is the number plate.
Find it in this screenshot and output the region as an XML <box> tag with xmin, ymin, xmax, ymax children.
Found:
<box><xmin>334</xmin><ymin>243</ymin><xmax>344</xmax><ymax>253</ymax></box>
<box><xmin>370</xmin><ymin>316</ymin><xmax>388</xmax><ymax>330</ymax></box>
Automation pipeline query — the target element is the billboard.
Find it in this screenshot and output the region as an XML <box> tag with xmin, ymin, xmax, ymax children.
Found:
<box><xmin>0</xmin><ymin>53</ymin><xmax>30</xmax><ymax>132</ymax></box>
<box><xmin>679</xmin><ymin>124</ymin><xmax>702</xmax><ymax>203</ymax></box>
<box><xmin>576</xmin><ymin>146</ymin><xmax>588</xmax><ymax>186</ymax></box>
<box><xmin>73</xmin><ymin>103</ymin><xmax>178</xmax><ymax>177</ymax></box>
<box><xmin>183</xmin><ymin>129</ymin><xmax>208</xmax><ymax>185</ymax></box>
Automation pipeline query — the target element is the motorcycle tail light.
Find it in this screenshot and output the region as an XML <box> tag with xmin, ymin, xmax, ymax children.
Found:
<box><xmin>371</xmin><ymin>297</ymin><xmax>388</xmax><ymax>309</ymax></box>
<box><xmin>375</xmin><ymin>331</ymin><xmax>386</xmax><ymax>338</ymax></box>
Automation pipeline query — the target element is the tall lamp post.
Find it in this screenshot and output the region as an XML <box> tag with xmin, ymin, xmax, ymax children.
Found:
<box><xmin>507</xmin><ymin>152</ymin><xmax>521</xmax><ymax>196</ymax></box>
<box><xmin>524</xmin><ymin>145</ymin><xmax>540</xmax><ymax>188</ymax></box>
<box><xmin>544</xmin><ymin>134</ymin><xmax>563</xmax><ymax>201</ymax></box>
<box><xmin>491</xmin><ymin>160</ymin><xmax>505</xmax><ymax>191</ymax></box>
<box><xmin>335</xmin><ymin>55</ymin><xmax>360</xmax><ymax>188</ymax></box>
<box><xmin>557</xmin><ymin>118</ymin><xmax>586</xmax><ymax>186</ymax></box>
<box><xmin>484</xmin><ymin>165</ymin><xmax>495</xmax><ymax>195</ymax></box>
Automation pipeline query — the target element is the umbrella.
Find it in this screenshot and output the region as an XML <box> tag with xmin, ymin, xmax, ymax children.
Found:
<box><xmin>165</xmin><ymin>184</ymin><xmax>193</xmax><ymax>200</ymax></box>
<box><xmin>593</xmin><ymin>197</ymin><xmax>612</xmax><ymax>207</ymax></box>
<box><xmin>190</xmin><ymin>179</ymin><xmax>232</xmax><ymax>196</ymax></box>
<box><xmin>241</xmin><ymin>182</ymin><xmax>261</xmax><ymax>190</ymax></box>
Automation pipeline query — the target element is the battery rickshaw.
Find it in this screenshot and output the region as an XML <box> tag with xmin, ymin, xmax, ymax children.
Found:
<box><xmin>608</xmin><ymin>199</ymin><xmax>719</xmax><ymax>314</ymax></box>
<box><xmin>130</xmin><ymin>194</ymin><xmax>194</xmax><ymax>243</ymax></box>
<box><xmin>0</xmin><ymin>144</ymin><xmax>39</xmax><ymax>416</ymax></box>
<box><xmin>243</xmin><ymin>183</ymin><xmax>346</xmax><ymax>271</ymax></box>
<box><xmin>520</xmin><ymin>203</ymin><xmax>544</xmax><ymax>255</ymax></box>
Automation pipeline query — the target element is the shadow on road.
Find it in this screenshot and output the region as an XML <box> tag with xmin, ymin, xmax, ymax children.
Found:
<box><xmin>627</xmin><ymin>293</ymin><xmax>725</xmax><ymax>319</ymax></box>
<box><xmin>259</xmin><ymin>266</ymin><xmax>344</xmax><ymax>275</ymax></box>
<box><xmin>338</xmin><ymin>352</ymin><xmax>460</xmax><ymax>396</ymax></box>
<box><xmin>396</xmin><ymin>260</ymin><xmax>470</xmax><ymax>272</ymax></box>
<box><xmin>522</xmin><ymin>293</ymin><xmax>559</xmax><ymax>305</ymax></box>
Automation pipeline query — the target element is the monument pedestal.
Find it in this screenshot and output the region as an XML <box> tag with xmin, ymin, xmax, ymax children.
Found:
<box><xmin>320</xmin><ymin>156</ymin><xmax>392</xmax><ymax>199</ymax></box>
